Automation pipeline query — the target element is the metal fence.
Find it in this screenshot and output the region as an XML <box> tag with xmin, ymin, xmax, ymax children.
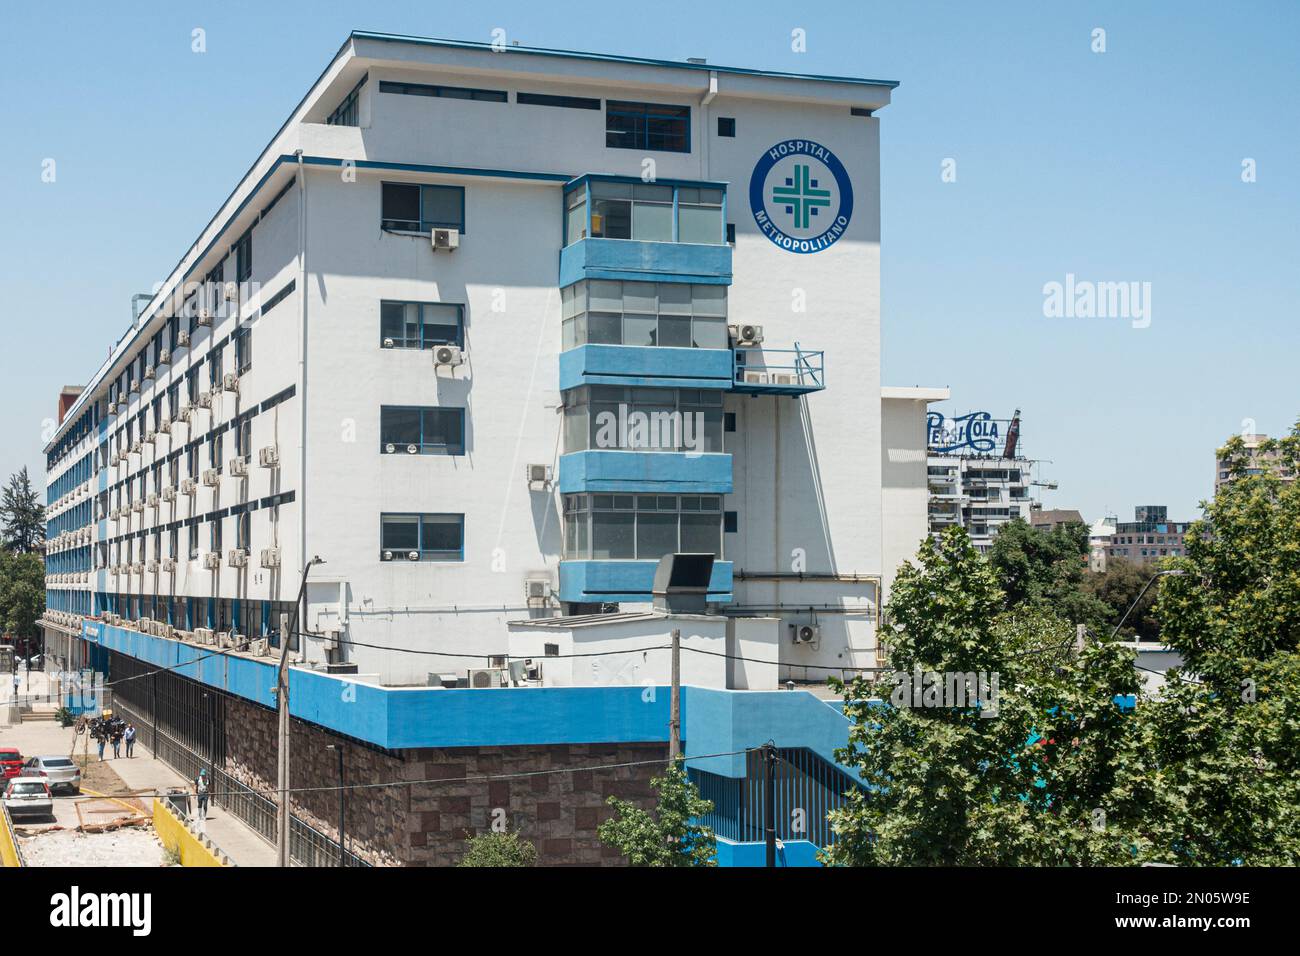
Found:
<box><xmin>112</xmin><ymin>687</ymin><xmax>369</xmax><ymax>867</ymax></box>
<box><xmin>691</xmin><ymin>746</ymin><xmax>862</xmax><ymax>849</ymax></box>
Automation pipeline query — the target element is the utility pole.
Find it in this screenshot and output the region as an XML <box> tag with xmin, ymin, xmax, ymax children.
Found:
<box><xmin>276</xmin><ymin>555</ymin><xmax>324</xmax><ymax>867</ymax></box>
<box><xmin>327</xmin><ymin>743</ymin><xmax>345</xmax><ymax>866</ymax></box>
<box><xmin>275</xmin><ymin>613</ymin><xmax>291</xmax><ymax>867</ymax></box>
<box><xmin>668</xmin><ymin>628</ymin><xmax>681</xmax><ymax>762</ymax></box>
<box><xmin>763</xmin><ymin>742</ymin><xmax>777</xmax><ymax>868</ymax></box>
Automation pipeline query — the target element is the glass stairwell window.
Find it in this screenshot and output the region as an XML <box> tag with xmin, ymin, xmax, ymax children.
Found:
<box><xmin>564</xmin><ymin>180</ymin><xmax>724</xmax><ymax>246</ymax></box>
<box><xmin>561</xmin><ymin>280</ymin><xmax>726</xmax><ymax>350</ymax></box>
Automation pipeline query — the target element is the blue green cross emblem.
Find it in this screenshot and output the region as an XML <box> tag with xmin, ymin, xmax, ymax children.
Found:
<box><xmin>771</xmin><ymin>163</ymin><xmax>832</xmax><ymax>229</ymax></box>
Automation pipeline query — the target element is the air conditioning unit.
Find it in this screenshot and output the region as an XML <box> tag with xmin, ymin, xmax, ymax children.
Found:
<box><xmin>181</xmin><ymin>478</ymin><xmax>198</xmax><ymax>496</ymax></box>
<box><xmin>228</xmin><ymin>549</ymin><xmax>248</xmax><ymax>568</ymax></box>
<box><xmin>131</xmin><ymin>562</ymin><xmax>143</xmax><ymax>574</ymax></box>
<box><xmin>229</xmin><ymin>457</ymin><xmax>248</xmax><ymax>478</ymax></box>
<box><xmin>431</xmin><ymin>227</ymin><xmax>460</xmax><ymax>251</ymax></box>
<box><xmin>158</xmin><ymin>415</ymin><xmax>172</xmax><ymax>432</ymax></box>
<box><xmin>145</xmin><ymin>560</ymin><xmax>157</xmax><ymax>573</ymax></box>
<box><xmin>143</xmin><ymin>364</ymin><xmax>156</xmax><ymax>380</ymax></box>
<box><xmin>147</xmin><ymin>494</ymin><xmax>160</xmax><ymax>509</ymax></box>
<box><xmin>793</xmin><ymin>623</ymin><xmax>820</xmax><ymax>645</ymax></box>
<box><xmin>526</xmin><ymin>464</ymin><xmax>552</xmax><ymax>485</ymax></box>
<box><xmin>138</xmin><ymin>617</ymin><xmax>153</xmax><ymax>633</ymax></box>
<box><xmin>108</xmin><ymin>400</ymin><xmax>119</xmax><ymax>414</ymax></box>
<box><xmin>197</xmin><ymin>310</ymin><xmax>213</xmax><ymax>326</ymax></box>
<box><xmin>199</xmin><ymin>391</ymin><xmax>213</xmax><ymax>408</ymax></box>
<box><xmin>258</xmin><ymin>446</ymin><xmax>279</xmax><ymax>468</ymax></box>
<box><xmin>176</xmin><ymin>331</ymin><xmax>191</xmax><ymax>348</ymax></box>
<box><xmin>217</xmin><ymin>631</ymin><xmax>235</xmax><ymax>649</ymax></box>
<box><xmin>260</xmin><ymin>547</ymin><xmax>281</xmax><ymax>569</ymax></box>
<box><xmin>130</xmin><ymin>380</ymin><xmax>140</xmax><ymax>393</ymax></box>
<box><xmin>194</xmin><ymin>627</ymin><xmax>214</xmax><ymax>645</ymax></box>
<box><xmin>771</xmin><ymin>373</ymin><xmax>796</xmax><ymax>386</ymax></box>
<box><xmin>432</xmin><ymin>344</ymin><xmax>464</xmax><ymax>367</ymax></box>
<box><xmin>203</xmin><ymin>552</ymin><xmax>221</xmax><ymax>570</ymax></box>
<box><xmin>202</xmin><ymin>469</ymin><xmax>220</xmax><ymax>487</ymax></box>
<box><xmin>251</xmin><ymin>638</ymin><xmax>270</xmax><ymax>657</ymax></box>
<box><xmin>223</xmin><ymin>373</ymin><xmax>239</xmax><ymax>393</ymax></box>
<box><xmin>180</xmin><ymin>405</ymin><xmax>194</xmax><ymax>423</ymax></box>
<box><xmin>130</xmin><ymin>440</ymin><xmax>143</xmax><ymax>454</ymax></box>
<box><xmin>224</xmin><ymin>282</ymin><xmax>239</xmax><ymax>302</ymax></box>
<box><xmin>144</xmin><ymin>430</ymin><xmax>157</xmax><ymax>445</ymax></box>
<box><xmin>467</xmin><ymin>667</ymin><xmax>505</xmax><ymax>689</ymax></box>
<box><xmin>132</xmin><ymin>500</ymin><xmax>145</xmax><ymax>513</ymax></box>
<box><xmin>731</xmin><ymin>324</ymin><xmax>764</xmax><ymax>346</ymax></box>
<box><xmin>525</xmin><ymin>579</ymin><xmax>550</xmax><ymax>601</ymax></box>
<box><xmin>158</xmin><ymin>348</ymin><xmax>172</xmax><ymax>366</ymax></box>
<box><xmin>161</xmin><ymin>558</ymin><xmax>176</xmax><ymax>572</ymax></box>
<box><xmin>743</xmin><ymin>371</ymin><xmax>770</xmax><ymax>385</ymax></box>
<box><xmin>162</xmin><ymin>486</ymin><xmax>176</xmax><ymax>502</ymax></box>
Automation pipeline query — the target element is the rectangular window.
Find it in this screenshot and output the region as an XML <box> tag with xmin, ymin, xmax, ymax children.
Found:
<box><xmin>380</xmin><ymin>513</ymin><xmax>465</xmax><ymax>561</ymax></box>
<box><xmin>210</xmin><ymin>519</ymin><xmax>222</xmax><ymax>553</ymax></box>
<box><xmin>379</xmin><ymin>80</ymin><xmax>506</xmax><ymax>102</ymax></box>
<box><xmin>234</xmin><ymin>326</ymin><xmax>252</xmax><ymax>373</ymax></box>
<box><xmin>380</xmin><ymin>407</ymin><xmax>465</xmax><ymax>455</ymax></box>
<box><xmin>208</xmin><ymin>345</ymin><xmax>224</xmax><ymax>388</ymax></box>
<box><xmin>563</xmin><ymin>493</ymin><xmax>722</xmax><ymax>560</ymax></box>
<box><xmin>517</xmin><ymin>91</ymin><xmax>600</xmax><ymax>110</ymax></box>
<box><xmin>560</xmin><ymin>280</ymin><xmax>727</xmax><ymax>351</ymax></box>
<box><xmin>236</xmin><ymin>512</ymin><xmax>250</xmax><ymax>551</ymax></box>
<box><xmin>380</xmin><ymin>301</ymin><xmax>464</xmax><ymax>349</ymax></box>
<box><xmin>381</xmin><ymin>183</ymin><xmax>465</xmax><ymax>233</ymax></box>
<box><xmin>570</xmin><ymin>180</ymin><xmax>723</xmax><ymax>246</ymax></box>
<box><xmin>210</xmin><ymin>432</ymin><xmax>223</xmax><ymax>473</ymax></box>
<box><xmin>562</xmin><ymin>387</ymin><xmax>723</xmax><ymax>454</ymax></box>
<box><xmin>235</xmin><ymin>230</ymin><xmax>252</xmax><ymax>283</ymax></box>
<box><xmin>717</xmin><ymin>117</ymin><xmax>736</xmax><ymax>137</ymax></box>
<box><xmin>326</xmin><ymin>74</ymin><xmax>366</xmax><ymax>126</ymax></box>
<box><xmin>606</xmin><ymin>100</ymin><xmax>690</xmax><ymax>152</ymax></box>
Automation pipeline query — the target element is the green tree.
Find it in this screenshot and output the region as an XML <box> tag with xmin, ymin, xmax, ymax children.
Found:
<box><xmin>0</xmin><ymin>550</ymin><xmax>46</xmax><ymax>643</ymax></box>
<box><xmin>457</xmin><ymin>830</ymin><xmax>538</xmax><ymax>867</ymax></box>
<box><xmin>0</xmin><ymin>468</ymin><xmax>45</xmax><ymax>554</ymax></box>
<box><xmin>1135</xmin><ymin>423</ymin><xmax>1300</xmax><ymax>865</ymax></box>
<box><xmin>823</xmin><ymin>526</ymin><xmax>1146</xmax><ymax>866</ymax></box>
<box><xmin>1080</xmin><ymin>557</ymin><xmax>1161</xmax><ymax>642</ymax></box>
<box><xmin>597</xmin><ymin>759</ymin><xmax>716</xmax><ymax>866</ymax></box>
<box><xmin>987</xmin><ymin>518</ymin><xmax>1111</xmax><ymax>633</ymax></box>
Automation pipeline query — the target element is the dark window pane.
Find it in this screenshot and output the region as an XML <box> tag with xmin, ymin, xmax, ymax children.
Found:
<box><xmin>382</xmin><ymin>515</ymin><xmax>419</xmax><ymax>551</ymax></box>
<box><xmin>420</xmin><ymin>185</ymin><xmax>463</xmax><ymax>230</ymax></box>
<box><xmin>382</xmin><ymin>183</ymin><xmax>420</xmax><ymax>230</ymax></box>
<box><xmin>421</xmin><ymin>304</ymin><xmax>462</xmax><ymax>347</ymax></box>
<box><xmin>421</xmin><ymin>515</ymin><xmax>463</xmax><ymax>553</ymax></box>
<box><xmin>680</xmin><ymin>513</ymin><xmax>721</xmax><ymax>555</ymax></box>
<box><xmin>592</xmin><ymin>512</ymin><xmax>635</xmax><ymax>559</ymax></box>
<box><xmin>381</xmin><ymin>408</ymin><xmax>422</xmax><ymax>447</ymax></box>
<box><xmin>636</xmin><ymin>512</ymin><xmax>678</xmax><ymax>559</ymax></box>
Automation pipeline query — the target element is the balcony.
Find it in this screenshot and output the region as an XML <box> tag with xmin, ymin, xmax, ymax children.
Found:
<box><xmin>560</xmin><ymin>238</ymin><xmax>732</xmax><ymax>287</ymax></box>
<box><xmin>559</xmin><ymin>344</ymin><xmax>733</xmax><ymax>391</ymax></box>
<box><xmin>558</xmin><ymin>450</ymin><xmax>732</xmax><ymax>494</ymax></box>
<box><xmin>731</xmin><ymin>346</ymin><xmax>825</xmax><ymax>395</ymax></box>
<box><xmin>559</xmin><ymin>559</ymin><xmax>733</xmax><ymax>604</ymax></box>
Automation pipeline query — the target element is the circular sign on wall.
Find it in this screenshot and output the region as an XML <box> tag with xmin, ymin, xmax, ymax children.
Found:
<box><xmin>749</xmin><ymin>139</ymin><xmax>854</xmax><ymax>254</ymax></box>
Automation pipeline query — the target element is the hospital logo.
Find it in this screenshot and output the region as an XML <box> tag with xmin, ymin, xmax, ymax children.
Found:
<box><xmin>749</xmin><ymin>139</ymin><xmax>853</xmax><ymax>254</ymax></box>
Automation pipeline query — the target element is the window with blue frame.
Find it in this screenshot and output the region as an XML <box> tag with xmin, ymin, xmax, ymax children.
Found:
<box><xmin>560</xmin><ymin>280</ymin><xmax>727</xmax><ymax>350</ymax></box>
<box><xmin>380</xmin><ymin>301</ymin><xmax>463</xmax><ymax>349</ymax></box>
<box><xmin>234</xmin><ymin>326</ymin><xmax>252</xmax><ymax>373</ymax></box>
<box><xmin>606</xmin><ymin>100</ymin><xmax>690</xmax><ymax>152</ymax></box>
<box><xmin>381</xmin><ymin>183</ymin><xmax>465</xmax><ymax>233</ymax></box>
<box><xmin>380</xmin><ymin>513</ymin><xmax>464</xmax><ymax>561</ymax></box>
<box><xmin>380</xmin><ymin>406</ymin><xmax>465</xmax><ymax>455</ymax></box>
<box><xmin>564</xmin><ymin>180</ymin><xmax>723</xmax><ymax>245</ymax></box>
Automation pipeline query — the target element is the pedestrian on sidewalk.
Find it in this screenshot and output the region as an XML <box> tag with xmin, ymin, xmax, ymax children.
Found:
<box><xmin>195</xmin><ymin>768</ymin><xmax>210</xmax><ymax>822</ymax></box>
<box><xmin>96</xmin><ymin>732</ymin><xmax>106</xmax><ymax>761</ymax></box>
<box><xmin>111</xmin><ymin>725</ymin><xmax>122</xmax><ymax>758</ymax></box>
<box><xmin>124</xmin><ymin>723</ymin><xmax>136</xmax><ymax>757</ymax></box>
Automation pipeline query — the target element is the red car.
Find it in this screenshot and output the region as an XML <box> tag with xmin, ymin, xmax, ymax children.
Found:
<box><xmin>0</xmin><ymin>748</ymin><xmax>23</xmax><ymax>782</ymax></box>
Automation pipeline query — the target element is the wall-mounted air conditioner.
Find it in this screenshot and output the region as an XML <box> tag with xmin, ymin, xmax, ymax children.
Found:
<box><xmin>202</xmin><ymin>552</ymin><xmax>221</xmax><ymax>570</ymax></box>
<box><xmin>431</xmin><ymin>227</ymin><xmax>460</xmax><ymax>251</ymax></box>
<box><xmin>432</xmin><ymin>344</ymin><xmax>464</xmax><ymax>368</ymax></box>
<box><xmin>730</xmin><ymin>324</ymin><xmax>764</xmax><ymax>346</ymax></box>
<box><xmin>223</xmin><ymin>373</ymin><xmax>239</xmax><ymax>393</ymax></box>
<box><xmin>260</xmin><ymin>547</ymin><xmax>281</xmax><ymax>569</ymax></box>
<box><xmin>181</xmin><ymin>478</ymin><xmax>198</xmax><ymax>496</ymax></box>
<box><xmin>202</xmin><ymin>469</ymin><xmax>220</xmax><ymax>487</ymax></box>
<box><xmin>259</xmin><ymin>446</ymin><xmax>279</xmax><ymax>468</ymax></box>
<box><xmin>792</xmin><ymin>623</ymin><xmax>820</xmax><ymax>645</ymax></box>
<box><xmin>229</xmin><ymin>457</ymin><xmax>248</xmax><ymax>478</ymax></box>
<box><xmin>176</xmin><ymin>331</ymin><xmax>191</xmax><ymax>348</ymax></box>
<box><xmin>228</xmin><ymin>549</ymin><xmax>248</xmax><ymax>568</ymax></box>
<box><xmin>525</xmin><ymin>464</ymin><xmax>552</xmax><ymax>486</ymax></box>
<box><xmin>467</xmin><ymin>668</ymin><xmax>505</xmax><ymax>689</ymax></box>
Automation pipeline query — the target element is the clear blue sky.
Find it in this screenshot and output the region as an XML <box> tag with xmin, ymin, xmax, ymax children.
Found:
<box><xmin>2</xmin><ymin>0</ymin><xmax>1296</xmax><ymax>523</ymax></box>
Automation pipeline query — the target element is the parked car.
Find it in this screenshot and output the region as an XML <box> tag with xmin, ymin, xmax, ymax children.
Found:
<box><xmin>20</xmin><ymin>755</ymin><xmax>80</xmax><ymax>794</ymax></box>
<box><xmin>3</xmin><ymin>778</ymin><xmax>53</xmax><ymax>820</ymax></box>
<box><xmin>0</xmin><ymin>748</ymin><xmax>23</xmax><ymax>783</ymax></box>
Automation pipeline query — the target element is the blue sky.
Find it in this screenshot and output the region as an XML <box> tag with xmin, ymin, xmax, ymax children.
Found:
<box><xmin>2</xmin><ymin>0</ymin><xmax>1296</xmax><ymax>523</ymax></box>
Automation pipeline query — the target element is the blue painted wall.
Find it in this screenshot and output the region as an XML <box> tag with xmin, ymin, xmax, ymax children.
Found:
<box><xmin>559</xmin><ymin>238</ymin><xmax>732</xmax><ymax>287</ymax></box>
<box><xmin>558</xmin><ymin>450</ymin><xmax>732</xmax><ymax>494</ymax></box>
<box><xmin>559</xmin><ymin>344</ymin><xmax>733</xmax><ymax>392</ymax></box>
<box><xmin>558</xmin><ymin>559</ymin><xmax>733</xmax><ymax>604</ymax></box>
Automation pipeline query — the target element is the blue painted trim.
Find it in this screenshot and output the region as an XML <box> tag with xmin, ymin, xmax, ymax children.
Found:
<box><xmin>559</xmin><ymin>238</ymin><xmax>732</xmax><ymax>287</ymax></box>
<box><xmin>559</xmin><ymin>345</ymin><xmax>733</xmax><ymax>392</ymax></box>
<box><xmin>350</xmin><ymin>31</ymin><xmax>901</xmax><ymax>89</ymax></box>
<box><xmin>558</xmin><ymin>559</ymin><xmax>733</xmax><ymax>604</ymax></box>
<box><xmin>563</xmin><ymin>173</ymin><xmax>728</xmax><ymax>193</ymax></box>
<box><xmin>558</xmin><ymin>450</ymin><xmax>732</xmax><ymax>493</ymax></box>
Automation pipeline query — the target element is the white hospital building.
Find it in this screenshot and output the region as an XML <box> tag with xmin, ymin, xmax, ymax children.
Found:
<box><xmin>41</xmin><ymin>32</ymin><xmax>940</xmax><ymax>690</ymax></box>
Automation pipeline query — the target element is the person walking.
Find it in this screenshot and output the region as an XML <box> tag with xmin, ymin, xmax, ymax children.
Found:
<box><xmin>111</xmin><ymin>725</ymin><xmax>122</xmax><ymax>759</ymax></box>
<box><xmin>96</xmin><ymin>731</ymin><xmax>106</xmax><ymax>762</ymax></box>
<box><xmin>124</xmin><ymin>723</ymin><xmax>136</xmax><ymax>757</ymax></box>
<box><xmin>194</xmin><ymin>769</ymin><xmax>211</xmax><ymax>822</ymax></box>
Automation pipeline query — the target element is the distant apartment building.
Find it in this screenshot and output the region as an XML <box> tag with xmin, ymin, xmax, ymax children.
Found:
<box><xmin>1216</xmin><ymin>433</ymin><xmax>1296</xmax><ymax>492</ymax></box>
<box><xmin>1105</xmin><ymin>505</ymin><xmax>1189</xmax><ymax>566</ymax></box>
<box><xmin>926</xmin><ymin>408</ymin><xmax>1035</xmax><ymax>552</ymax></box>
<box><xmin>1088</xmin><ymin>515</ymin><xmax>1116</xmax><ymax>572</ymax></box>
<box><xmin>1028</xmin><ymin>506</ymin><xmax>1083</xmax><ymax>532</ymax></box>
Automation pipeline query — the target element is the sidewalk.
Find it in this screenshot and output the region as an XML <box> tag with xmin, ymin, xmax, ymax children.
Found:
<box><xmin>0</xmin><ymin>702</ymin><xmax>276</xmax><ymax>867</ymax></box>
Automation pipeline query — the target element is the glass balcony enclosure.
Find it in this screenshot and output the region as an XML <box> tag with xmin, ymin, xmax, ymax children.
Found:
<box><xmin>563</xmin><ymin>493</ymin><xmax>722</xmax><ymax>560</ymax></box>
<box><xmin>563</xmin><ymin>386</ymin><xmax>724</xmax><ymax>454</ymax></box>
<box><xmin>565</xmin><ymin>178</ymin><xmax>725</xmax><ymax>246</ymax></box>
<box><xmin>561</xmin><ymin>279</ymin><xmax>727</xmax><ymax>351</ymax></box>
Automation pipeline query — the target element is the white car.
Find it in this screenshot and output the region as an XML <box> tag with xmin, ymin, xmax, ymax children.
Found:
<box><xmin>3</xmin><ymin>778</ymin><xmax>53</xmax><ymax>820</ymax></box>
<box><xmin>20</xmin><ymin>755</ymin><xmax>81</xmax><ymax>794</ymax></box>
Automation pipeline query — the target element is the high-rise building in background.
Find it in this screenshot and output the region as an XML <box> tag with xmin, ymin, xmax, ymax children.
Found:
<box><xmin>1215</xmin><ymin>433</ymin><xmax>1296</xmax><ymax>492</ymax></box>
<box><xmin>1105</xmin><ymin>505</ymin><xmax>1190</xmax><ymax>566</ymax></box>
